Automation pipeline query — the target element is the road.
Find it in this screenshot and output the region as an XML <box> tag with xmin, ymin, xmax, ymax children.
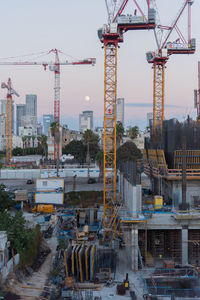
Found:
<box><xmin>0</xmin><ymin>177</ymin><xmax>103</xmax><ymax>193</ymax></box>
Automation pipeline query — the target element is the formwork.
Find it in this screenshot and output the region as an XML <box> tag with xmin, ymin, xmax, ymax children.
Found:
<box><xmin>139</xmin><ymin>230</ymin><xmax>182</xmax><ymax>264</ymax></box>
<box><xmin>188</xmin><ymin>229</ymin><xmax>200</xmax><ymax>264</ymax></box>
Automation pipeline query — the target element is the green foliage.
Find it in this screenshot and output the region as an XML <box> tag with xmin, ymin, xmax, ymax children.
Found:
<box><xmin>128</xmin><ymin>126</ymin><xmax>139</xmax><ymax>140</ymax></box>
<box><xmin>0</xmin><ymin>185</ymin><xmax>15</xmax><ymax>212</ymax></box>
<box><xmin>59</xmin><ymin>238</ymin><xmax>69</xmax><ymax>250</ymax></box>
<box><xmin>117</xmin><ymin>141</ymin><xmax>142</xmax><ymax>165</ymax></box>
<box><xmin>0</xmin><ymin>211</ymin><xmax>42</xmax><ymax>267</ymax></box>
<box><xmin>82</xmin><ymin>129</ymin><xmax>99</xmax><ymax>144</ymax></box>
<box><xmin>96</xmin><ymin>150</ymin><xmax>103</xmax><ymax>178</ymax></box>
<box><xmin>37</xmin><ymin>135</ymin><xmax>48</xmax><ymax>157</ymax></box>
<box><xmin>63</xmin><ymin>140</ymin><xmax>86</xmax><ymax>163</ymax></box>
<box><xmin>12</xmin><ymin>147</ymin><xmax>23</xmax><ymax>156</ymax></box>
<box><xmin>116</xmin><ymin>122</ymin><xmax>124</xmax><ymax>145</ymax></box>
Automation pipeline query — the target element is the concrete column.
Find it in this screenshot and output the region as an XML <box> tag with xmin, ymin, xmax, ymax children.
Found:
<box><xmin>131</xmin><ymin>226</ymin><xmax>138</xmax><ymax>272</ymax></box>
<box><xmin>182</xmin><ymin>228</ymin><xmax>188</xmax><ymax>265</ymax></box>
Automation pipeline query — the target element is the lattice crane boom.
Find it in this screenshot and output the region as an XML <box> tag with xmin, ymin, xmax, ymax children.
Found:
<box><xmin>146</xmin><ymin>0</ymin><xmax>195</xmax><ymax>144</ymax></box>
<box><xmin>0</xmin><ymin>51</ymin><xmax>96</xmax><ymax>161</ymax></box>
<box><xmin>1</xmin><ymin>78</ymin><xmax>19</xmax><ymax>164</ymax></box>
<box><xmin>99</xmin><ymin>0</ymin><xmax>156</xmax><ymax>240</ymax></box>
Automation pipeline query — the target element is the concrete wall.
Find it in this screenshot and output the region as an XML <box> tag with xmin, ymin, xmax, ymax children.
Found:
<box><xmin>0</xmin><ymin>254</ymin><xmax>20</xmax><ymax>283</ymax></box>
<box><xmin>119</xmin><ymin>172</ymin><xmax>142</xmax><ymax>217</ymax></box>
<box><xmin>0</xmin><ymin>168</ymin><xmax>100</xmax><ymax>179</ymax></box>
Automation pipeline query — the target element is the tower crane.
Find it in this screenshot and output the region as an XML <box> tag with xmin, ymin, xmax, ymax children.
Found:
<box><xmin>0</xmin><ymin>49</ymin><xmax>96</xmax><ymax>162</ymax></box>
<box><xmin>146</xmin><ymin>0</ymin><xmax>195</xmax><ymax>144</ymax></box>
<box><xmin>1</xmin><ymin>78</ymin><xmax>19</xmax><ymax>164</ymax></box>
<box><xmin>98</xmin><ymin>0</ymin><xmax>156</xmax><ymax>239</ymax></box>
<box><xmin>194</xmin><ymin>62</ymin><xmax>200</xmax><ymax>121</ymax></box>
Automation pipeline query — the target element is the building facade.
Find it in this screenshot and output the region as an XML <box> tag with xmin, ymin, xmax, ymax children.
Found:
<box><xmin>43</xmin><ymin>114</ymin><xmax>54</xmax><ymax>135</ymax></box>
<box><xmin>116</xmin><ymin>98</ymin><xmax>124</xmax><ymax>126</ymax></box>
<box><xmin>26</xmin><ymin>94</ymin><xmax>37</xmax><ymax>117</ymax></box>
<box><xmin>0</xmin><ymin>99</ymin><xmax>15</xmax><ymax>134</ymax></box>
<box><xmin>16</xmin><ymin>104</ymin><xmax>26</xmax><ymax>135</ymax></box>
<box><xmin>79</xmin><ymin>110</ymin><xmax>93</xmax><ymax>132</ymax></box>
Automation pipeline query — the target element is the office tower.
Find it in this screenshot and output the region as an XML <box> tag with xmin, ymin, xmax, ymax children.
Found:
<box><xmin>0</xmin><ymin>99</ymin><xmax>15</xmax><ymax>134</ymax></box>
<box><xmin>26</xmin><ymin>94</ymin><xmax>37</xmax><ymax>117</ymax></box>
<box><xmin>116</xmin><ymin>98</ymin><xmax>124</xmax><ymax>125</ymax></box>
<box><xmin>79</xmin><ymin>110</ymin><xmax>93</xmax><ymax>132</ymax></box>
<box><xmin>147</xmin><ymin>112</ymin><xmax>153</xmax><ymax>127</ymax></box>
<box><xmin>43</xmin><ymin>114</ymin><xmax>54</xmax><ymax>135</ymax></box>
<box><xmin>16</xmin><ymin>104</ymin><xmax>26</xmax><ymax>135</ymax></box>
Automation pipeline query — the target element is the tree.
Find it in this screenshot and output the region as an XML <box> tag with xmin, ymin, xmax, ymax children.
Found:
<box><xmin>37</xmin><ymin>135</ymin><xmax>48</xmax><ymax>158</ymax></box>
<box><xmin>22</xmin><ymin>136</ymin><xmax>27</xmax><ymax>155</ymax></box>
<box><xmin>116</xmin><ymin>141</ymin><xmax>142</xmax><ymax>166</ymax></box>
<box><xmin>96</xmin><ymin>150</ymin><xmax>104</xmax><ymax>181</ymax></box>
<box><xmin>128</xmin><ymin>126</ymin><xmax>139</xmax><ymax>140</ymax></box>
<box><xmin>63</xmin><ymin>140</ymin><xmax>86</xmax><ymax>163</ymax></box>
<box><xmin>32</xmin><ymin>135</ymin><xmax>36</xmax><ymax>148</ymax></box>
<box><xmin>82</xmin><ymin>130</ymin><xmax>100</xmax><ymax>177</ymax></box>
<box><xmin>12</xmin><ymin>147</ymin><xmax>23</xmax><ymax>156</ymax></box>
<box><xmin>0</xmin><ymin>184</ymin><xmax>15</xmax><ymax>212</ymax></box>
<box><xmin>116</xmin><ymin>122</ymin><xmax>124</xmax><ymax>148</ymax></box>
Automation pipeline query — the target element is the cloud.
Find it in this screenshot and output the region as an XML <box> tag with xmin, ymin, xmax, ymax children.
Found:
<box><xmin>125</xmin><ymin>102</ymin><xmax>183</xmax><ymax>108</ymax></box>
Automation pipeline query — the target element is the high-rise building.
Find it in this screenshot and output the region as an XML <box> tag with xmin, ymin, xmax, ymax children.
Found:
<box><xmin>16</xmin><ymin>104</ymin><xmax>26</xmax><ymax>135</ymax></box>
<box><xmin>43</xmin><ymin>114</ymin><xmax>54</xmax><ymax>135</ymax></box>
<box><xmin>116</xmin><ymin>98</ymin><xmax>124</xmax><ymax>126</ymax></box>
<box><xmin>79</xmin><ymin>110</ymin><xmax>93</xmax><ymax>132</ymax></box>
<box><xmin>0</xmin><ymin>99</ymin><xmax>15</xmax><ymax>134</ymax></box>
<box><xmin>26</xmin><ymin>94</ymin><xmax>37</xmax><ymax>117</ymax></box>
<box><xmin>147</xmin><ymin>112</ymin><xmax>153</xmax><ymax>127</ymax></box>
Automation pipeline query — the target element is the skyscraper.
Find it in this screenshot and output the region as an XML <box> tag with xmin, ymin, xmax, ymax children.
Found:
<box><xmin>0</xmin><ymin>99</ymin><xmax>15</xmax><ymax>134</ymax></box>
<box><xmin>26</xmin><ymin>94</ymin><xmax>37</xmax><ymax>117</ymax></box>
<box><xmin>79</xmin><ymin>111</ymin><xmax>93</xmax><ymax>132</ymax></box>
<box><xmin>116</xmin><ymin>98</ymin><xmax>124</xmax><ymax>126</ymax></box>
<box><xmin>43</xmin><ymin>114</ymin><xmax>54</xmax><ymax>135</ymax></box>
<box><xmin>16</xmin><ymin>104</ymin><xmax>26</xmax><ymax>135</ymax></box>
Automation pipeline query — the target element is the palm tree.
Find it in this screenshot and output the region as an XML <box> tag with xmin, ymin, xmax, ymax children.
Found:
<box><xmin>37</xmin><ymin>135</ymin><xmax>48</xmax><ymax>158</ymax></box>
<box><xmin>128</xmin><ymin>126</ymin><xmax>139</xmax><ymax>140</ymax></box>
<box><xmin>32</xmin><ymin>135</ymin><xmax>36</xmax><ymax>148</ymax></box>
<box><xmin>22</xmin><ymin>136</ymin><xmax>27</xmax><ymax>155</ymax></box>
<box><xmin>96</xmin><ymin>150</ymin><xmax>103</xmax><ymax>181</ymax></box>
<box><xmin>116</xmin><ymin>122</ymin><xmax>124</xmax><ymax>148</ymax></box>
<box><xmin>27</xmin><ymin>136</ymin><xmax>31</xmax><ymax>154</ymax></box>
<box><xmin>83</xmin><ymin>129</ymin><xmax>99</xmax><ymax>178</ymax></box>
<box><xmin>50</xmin><ymin>122</ymin><xmax>60</xmax><ymax>177</ymax></box>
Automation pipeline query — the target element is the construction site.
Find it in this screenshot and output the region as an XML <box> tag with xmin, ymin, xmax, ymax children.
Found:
<box><xmin>0</xmin><ymin>0</ymin><xmax>200</xmax><ymax>300</ymax></box>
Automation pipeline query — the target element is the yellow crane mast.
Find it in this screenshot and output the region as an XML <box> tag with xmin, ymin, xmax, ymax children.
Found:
<box><xmin>1</xmin><ymin>78</ymin><xmax>19</xmax><ymax>164</ymax></box>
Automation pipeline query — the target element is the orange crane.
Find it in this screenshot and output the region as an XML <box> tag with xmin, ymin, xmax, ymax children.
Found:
<box><xmin>98</xmin><ymin>0</ymin><xmax>156</xmax><ymax>238</ymax></box>
<box><xmin>1</xmin><ymin>78</ymin><xmax>19</xmax><ymax>164</ymax></box>
<box><xmin>0</xmin><ymin>50</ymin><xmax>96</xmax><ymax>163</ymax></box>
<box><xmin>146</xmin><ymin>0</ymin><xmax>195</xmax><ymax>144</ymax></box>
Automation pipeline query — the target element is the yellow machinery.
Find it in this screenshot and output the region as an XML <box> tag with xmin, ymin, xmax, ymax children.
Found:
<box><xmin>32</xmin><ymin>204</ymin><xmax>54</xmax><ymax>214</ymax></box>
<box><xmin>154</xmin><ymin>195</ymin><xmax>163</xmax><ymax>210</ymax></box>
<box><xmin>1</xmin><ymin>78</ymin><xmax>19</xmax><ymax>164</ymax></box>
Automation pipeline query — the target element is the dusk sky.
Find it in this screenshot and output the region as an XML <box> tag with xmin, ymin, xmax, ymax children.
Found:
<box><xmin>0</xmin><ymin>0</ymin><xmax>199</xmax><ymax>130</ymax></box>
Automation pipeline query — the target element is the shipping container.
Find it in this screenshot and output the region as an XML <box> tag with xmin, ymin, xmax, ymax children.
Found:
<box><xmin>36</xmin><ymin>178</ymin><xmax>64</xmax><ymax>192</ymax></box>
<box><xmin>35</xmin><ymin>192</ymin><xmax>64</xmax><ymax>205</ymax></box>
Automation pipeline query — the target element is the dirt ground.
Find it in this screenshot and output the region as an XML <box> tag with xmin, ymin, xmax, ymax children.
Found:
<box><xmin>7</xmin><ymin>235</ymin><xmax>58</xmax><ymax>300</ymax></box>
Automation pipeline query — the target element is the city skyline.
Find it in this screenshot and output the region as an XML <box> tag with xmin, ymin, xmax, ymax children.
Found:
<box><xmin>0</xmin><ymin>0</ymin><xmax>199</xmax><ymax>130</ymax></box>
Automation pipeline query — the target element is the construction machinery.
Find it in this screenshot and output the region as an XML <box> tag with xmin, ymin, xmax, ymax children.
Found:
<box><xmin>98</xmin><ymin>0</ymin><xmax>156</xmax><ymax>239</ymax></box>
<box><xmin>0</xmin><ymin>50</ymin><xmax>96</xmax><ymax>163</ymax></box>
<box><xmin>146</xmin><ymin>0</ymin><xmax>196</xmax><ymax>143</ymax></box>
<box><xmin>1</xmin><ymin>78</ymin><xmax>19</xmax><ymax>164</ymax></box>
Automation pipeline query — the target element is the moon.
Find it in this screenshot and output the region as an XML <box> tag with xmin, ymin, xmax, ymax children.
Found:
<box><xmin>85</xmin><ymin>95</ymin><xmax>90</xmax><ymax>102</ymax></box>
